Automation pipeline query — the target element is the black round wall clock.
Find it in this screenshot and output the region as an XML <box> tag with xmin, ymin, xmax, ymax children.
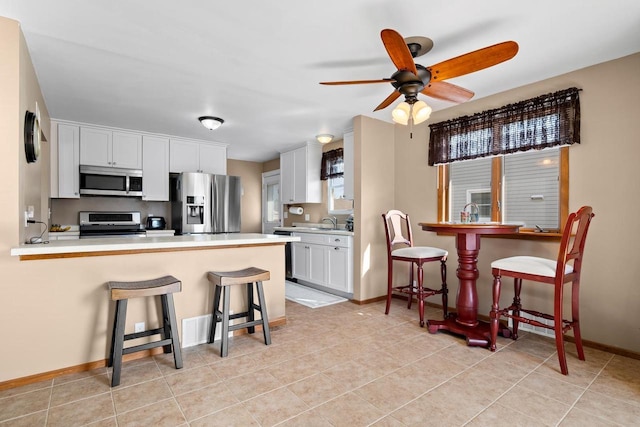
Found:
<box><xmin>24</xmin><ymin>110</ymin><xmax>40</xmax><ymax>163</ymax></box>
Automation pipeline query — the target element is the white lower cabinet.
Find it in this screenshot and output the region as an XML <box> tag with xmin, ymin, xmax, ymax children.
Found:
<box><xmin>308</xmin><ymin>244</ymin><xmax>327</xmax><ymax>284</ymax></box>
<box><xmin>292</xmin><ymin>241</ymin><xmax>309</xmax><ymax>281</ymax></box>
<box><xmin>328</xmin><ymin>246</ymin><xmax>350</xmax><ymax>293</ymax></box>
<box><xmin>292</xmin><ymin>232</ymin><xmax>353</xmax><ymax>294</ymax></box>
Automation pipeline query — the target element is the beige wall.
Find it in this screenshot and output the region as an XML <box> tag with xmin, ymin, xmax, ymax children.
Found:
<box><xmin>353</xmin><ymin>116</ymin><xmax>395</xmax><ymax>301</ymax></box>
<box><xmin>262</xmin><ymin>157</ymin><xmax>279</xmax><ymax>173</ymax></box>
<box><xmin>0</xmin><ymin>17</ymin><xmax>20</xmax><ymax>250</ymax></box>
<box><xmin>392</xmin><ymin>52</ymin><xmax>640</xmax><ymax>354</ymax></box>
<box><xmin>1</xmin><ymin>16</ymin><xmax>50</xmax><ymax>247</ymax></box>
<box><xmin>227</xmin><ymin>158</ymin><xmax>263</xmax><ymax>233</ymax></box>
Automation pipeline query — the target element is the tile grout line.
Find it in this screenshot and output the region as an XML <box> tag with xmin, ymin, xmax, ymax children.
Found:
<box><xmin>460</xmin><ymin>350</ymin><xmax>556</xmax><ymax>426</ymax></box>
<box><xmin>553</xmin><ymin>353</ymin><xmax>622</xmax><ymax>426</ymax></box>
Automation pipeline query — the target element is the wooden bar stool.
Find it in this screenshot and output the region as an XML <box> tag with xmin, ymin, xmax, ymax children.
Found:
<box><xmin>207</xmin><ymin>267</ymin><xmax>271</xmax><ymax>357</ymax></box>
<box><xmin>108</xmin><ymin>275</ymin><xmax>183</xmax><ymax>387</ymax></box>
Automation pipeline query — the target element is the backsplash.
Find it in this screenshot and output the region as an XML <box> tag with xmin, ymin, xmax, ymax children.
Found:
<box><xmin>50</xmin><ymin>197</ymin><xmax>171</xmax><ymax>227</ymax></box>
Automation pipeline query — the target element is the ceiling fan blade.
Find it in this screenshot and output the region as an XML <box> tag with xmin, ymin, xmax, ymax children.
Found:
<box><xmin>421</xmin><ymin>81</ymin><xmax>474</xmax><ymax>103</ymax></box>
<box><xmin>427</xmin><ymin>41</ymin><xmax>518</xmax><ymax>81</ymax></box>
<box><xmin>381</xmin><ymin>29</ymin><xmax>418</xmax><ymax>75</ymax></box>
<box><xmin>373</xmin><ymin>91</ymin><xmax>401</xmax><ymax>111</ymax></box>
<box><xmin>320</xmin><ymin>78</ymin><xmax>395</xmax><ymax>85</ymax></box>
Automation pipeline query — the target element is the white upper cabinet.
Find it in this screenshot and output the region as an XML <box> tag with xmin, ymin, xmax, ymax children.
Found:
<box><xmin>169</xmin><ymin>139</ymin><xmax>227</xmax><ymax>175</ymax></box>
<box><xmin>280</xmin><ymin>142</ymin><xmax>322</xmax><ymax>203</ymax></box>
<box><xmin>142</xmin><ymin>135</ymin><xmax>170</xmax><ymax>201</ymax></box>
<box><xmin>112</xmin><ymin>131</ymin><xmax>143</xmax><ymax>169</ymax></box>
<box><xmin>198</xmin><ymin>143</ymin><xmax>227</xmax><ymax>174</ymax></box>
<box><xmin>80</xmin><ymin>127</ymin><xmax>142</xmax><ymax>169</ymax></box>
<box><xmin>52</xmin><ymin>122</ymin><xmax>80</xmax><ymax>198</ymax></box>
<box><xmin>342</xmin><ymin>131</ymin><xmax>354</xmax><ymax>200</ymax></box>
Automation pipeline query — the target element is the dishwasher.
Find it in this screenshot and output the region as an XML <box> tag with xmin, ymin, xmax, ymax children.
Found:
<box><xmin>273</xmin><ymin>229</ymin><xmax>295</xmax><ymax>281</ymax></box>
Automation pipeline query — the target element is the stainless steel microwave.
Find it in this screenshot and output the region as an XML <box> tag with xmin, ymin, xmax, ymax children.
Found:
<box><xmin>79</xmin><ymin>165</ymin><xmax>143</xmax><ymax>197</ymax></box>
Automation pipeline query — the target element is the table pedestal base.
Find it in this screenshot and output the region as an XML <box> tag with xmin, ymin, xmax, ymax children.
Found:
<box><xmin>427</xmin><ymin>314</ymin><xmax>511</xmax><ymax>347</ymax></box>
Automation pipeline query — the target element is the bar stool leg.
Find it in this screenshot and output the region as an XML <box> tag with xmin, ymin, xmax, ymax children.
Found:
<box><xmin>209</xmin><ymin>284</ymin><xmax>221</xmax><ymax>344</ymax></box>
<box><xmin>221</xmin><ymin>286</ymin><xmax>231</xmax><ymax>357</ymax></box>
<box><xmin>247</xmin><ymin>282</ymin><xmax>255</xmax><ymax>334</ymax></box>
<box><xmin>164</xmin><ymin>293</ymin><xmax>183</xmax><ymax>369</ymax></box>
<box><xmin>111</xmin><ymin>299</ymin><xmax>128</xmax><ymax>387</ymax></box>
<box><xmin>256</xmin><ymin>280</ymin><xmax>271</xmax><ymax>345</ymax></box>
<box><xmin>108</xmin><ymin>301</ymin><xmax>119</xmax><ymax>368</ymax></box>
<box><xmin>160</xmin><ymin>295</ymin><xmax>172</xmax><ymax>354</ymax></box>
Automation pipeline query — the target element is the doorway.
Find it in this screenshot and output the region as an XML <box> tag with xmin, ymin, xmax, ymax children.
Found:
<box><xmin>262</xmin><ymin>170</ymin><xmax>281</xmax><ymax>234</ymax></box>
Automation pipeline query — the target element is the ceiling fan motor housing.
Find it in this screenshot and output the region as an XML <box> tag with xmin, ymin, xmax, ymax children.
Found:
<box><xmin>391</xmin><ymin>66</ymin><xmax>431</xmax><ymax>97</ymax></box>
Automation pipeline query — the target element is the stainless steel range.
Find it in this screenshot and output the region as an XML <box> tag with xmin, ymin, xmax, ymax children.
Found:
<box><xmin>79</xmin><ymin>211</ymin><xmax>146</xmax><ymax>239</ymax></box>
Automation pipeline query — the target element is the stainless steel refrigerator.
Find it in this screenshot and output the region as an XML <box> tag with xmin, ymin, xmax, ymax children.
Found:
<box><xmin>171</xmin><ymin>172</ymin><xmax>241</xmax><ymax>234</ymax></box>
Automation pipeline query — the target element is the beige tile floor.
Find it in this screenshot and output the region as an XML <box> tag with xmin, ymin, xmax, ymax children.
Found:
<box><xmin>2</xmin><ymin>298</ymin><xmax>640</xmax><ymax>426</ymax></box>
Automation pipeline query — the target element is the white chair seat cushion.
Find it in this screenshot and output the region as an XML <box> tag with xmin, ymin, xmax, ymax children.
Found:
<box><xmin>392</xmin><ymin>246</ymin><xmax>447</xmax><ymax>259</ymax></box>
<box><xmin>491</xmin><ymin>256</ymin><xmax>573</xmax><ymax>277</ymax></box>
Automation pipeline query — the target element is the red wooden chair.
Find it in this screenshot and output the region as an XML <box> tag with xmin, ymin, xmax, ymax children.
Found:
<box><xmin>382</xmin><ymin>210</ymin><xmax>448</xmax><ymax>326</ymax></box>
<box><xmin>489</xmin><ymin>206</ymin><xmax>595</xmax><ymax>374</ymax></box>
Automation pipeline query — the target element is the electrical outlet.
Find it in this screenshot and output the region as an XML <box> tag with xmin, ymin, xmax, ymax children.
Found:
<box><xmin>305</xmin><ymin>214</ymin><xmax>310</xmax><ymax>221</ymax></box>
<box><xmin>24</xmin><ymin>211</ymin><xmax>28</xmax><ymax>227</ymax></box>
<box><xmin>27</xmin><ymin>205</ymin><xmax>35</xmax><ymax>218</ymax></box>
<box><xmin>134</xmin><ymin>322</ymin><xmax>145</xmax><ymax>333</ymax></box>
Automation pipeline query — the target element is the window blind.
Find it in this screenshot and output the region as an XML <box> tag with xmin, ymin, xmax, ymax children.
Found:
<box><xmin>320</xmin><ymin>148</ymin><xmax>344</xmax><ymax>180</ymax></box>
<box><xmin>428</xmin><ymin>87</ymin><xmax>580</xmax><ymax>165</ymax></box>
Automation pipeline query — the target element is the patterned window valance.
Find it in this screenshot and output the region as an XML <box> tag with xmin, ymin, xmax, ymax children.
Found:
<box><xmin>428</xmin><ymin>87</ymin><xmax>581</xmax><ymax>165</ymax></box>
<box><xmin>320</xmin><ymin>148</ymin><xmax>344</xmax><ymax>180</ymax></box>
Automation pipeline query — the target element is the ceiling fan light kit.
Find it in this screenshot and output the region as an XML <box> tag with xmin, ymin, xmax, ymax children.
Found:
<box><xmin>320</xmin><ymin>28</ymin><xmax>518</xmax><ymax>126</ymax></box>
<box><xmin>198</xmin><ymin>116</ymin><xmax>224</xmax><ymax>130</ymax></box>
<box><xmin>392</xmin><ymin>99</ymin><xmax>432</xmax><ymax>126</ymax></box>
<box><xmin>391</xmin><ymin>102</ymin><xmax>411</xmax><ymax>125</ymax></box>
<box><xmin>316</xmin><ymin>134</ymin><xmax>334</xmax><ymax>144</ymax></box>
<box><xmin>412</xmin><ymin>100</ymin><xmax>432</xmax><ymax>124</ymax></box>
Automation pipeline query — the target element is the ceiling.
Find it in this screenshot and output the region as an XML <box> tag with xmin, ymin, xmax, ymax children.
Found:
<box><xmin>2</xmin><ymin>1</ymin><xmax>639</xmax><ymax>162</ymax></box>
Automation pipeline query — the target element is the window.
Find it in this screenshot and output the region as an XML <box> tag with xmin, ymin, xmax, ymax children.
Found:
<box><xmin>328</xmin><ymin>176</ymin><xmax>353</xmax><ymax>214</ymax></box>
<box><xmin>450</xmin><ymin>157</ymin><xmax>492</xmax><ymax>222</ymax></box>
<box><xmin>431</xmin><ymin>88</ymin><xmax>579</xmax><ymax>234</ymax></box>
<box><xmin>468</xmin><ymin>189</ymin><xmax>492</xmax><ymax>221</ymax></box>
<box><xmin>321</xmin><ymin>147</ymin><xmax>353</xmax><ymax>214</ymax></box>
<box><xmin>445</xmin><ymin>148</ymin><xmax>565</xmax><ymax>230</ymax></box>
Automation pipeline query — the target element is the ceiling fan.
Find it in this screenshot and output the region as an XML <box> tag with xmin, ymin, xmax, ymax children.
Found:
<box><xmin>320</xmin><ymin>29</ymin><xmax>518</xmax><ymax>123</ymax></box>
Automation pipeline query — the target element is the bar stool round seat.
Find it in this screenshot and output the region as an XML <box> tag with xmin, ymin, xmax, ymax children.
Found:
<box><xmin>207</xmin><ymin>267</ymin><xmax>271</xmax><ymax>357</ymax></box>
<box><xmin>107</xmin><ymin>275</ymin><xmax>183</xmax><ymax>387</ymax></box>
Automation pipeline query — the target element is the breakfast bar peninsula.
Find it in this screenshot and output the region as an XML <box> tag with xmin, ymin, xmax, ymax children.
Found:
<box><xmin>4</xmin><ymin>233</ymin><xmax>297</xmax><ymax>385</ymax></box>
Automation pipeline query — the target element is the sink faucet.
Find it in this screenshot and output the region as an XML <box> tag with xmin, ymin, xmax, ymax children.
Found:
<box><xmin>321</xmin><ymin>216</ymin><xmax>338</xmax><ymax>229</ymax></box>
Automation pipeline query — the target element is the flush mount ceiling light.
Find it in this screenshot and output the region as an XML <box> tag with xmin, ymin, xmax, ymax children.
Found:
<box><xmin>316</xmin><ymin>134</ymin><xmax>334</xmax><ymax>144</ymax></box>
<box><xmin>392</xmin><ymin>98</ymin><xmax>432</xmax><ymax>126</ymax></box>
<box><xmin>198</xmin><ymin>116</ymin><xmax>224</xmax><ymax>130</ymax></box>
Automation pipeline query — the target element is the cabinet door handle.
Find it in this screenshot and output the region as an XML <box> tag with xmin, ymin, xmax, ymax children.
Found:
<box><xmin>334</xmin><ymin>247</ymin><xmax>340</xmax><ymax>250</ymax></box>
<box><xmin>334</xmin><ymin>238</ymin><xmax>341</xmax><ymax>242</ymax></box>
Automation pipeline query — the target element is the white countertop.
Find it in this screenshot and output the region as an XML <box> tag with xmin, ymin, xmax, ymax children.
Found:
<box><xmin>11</xmin><ymin>233</ymin><xmax>299</xmax><ymax>257</ymax></box>
<box><xmin>274</xmin><ymin>226</ymin><xmax>354</xmax><ymax>236</ymax></box>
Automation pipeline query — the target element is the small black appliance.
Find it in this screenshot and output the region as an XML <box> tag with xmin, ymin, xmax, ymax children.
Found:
<box><xmin>146</xmin><ymin>216</ymin><xmax>166</xmax><ymax>230</ymax></box>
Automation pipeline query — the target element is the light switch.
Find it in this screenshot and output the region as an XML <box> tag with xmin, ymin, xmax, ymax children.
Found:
<box><xmin>305</xmin><ymin>214</ymin><xmax>310</xmax><ymax>221</ymax></box>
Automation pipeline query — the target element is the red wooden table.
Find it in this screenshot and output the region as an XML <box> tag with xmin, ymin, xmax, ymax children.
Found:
<box><xmin>418</xmin><ymin>222</ymin><xmax>520</xmax><ymax>347</ymax></box>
